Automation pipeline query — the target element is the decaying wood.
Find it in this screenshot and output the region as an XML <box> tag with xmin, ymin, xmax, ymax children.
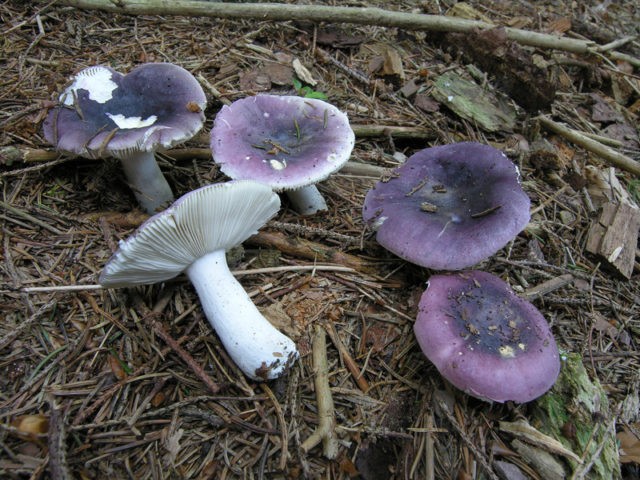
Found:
<box><xmin>586</xmin><ymin>201</ymin><xmax>640</xmax><ymax>279</ymax></box>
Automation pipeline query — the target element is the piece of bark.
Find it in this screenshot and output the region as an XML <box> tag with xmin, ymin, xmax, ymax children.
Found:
<box><xmin>586</xmin><ymin>201</ymin><xmax>640</xmax><ymax>279</ymax></box>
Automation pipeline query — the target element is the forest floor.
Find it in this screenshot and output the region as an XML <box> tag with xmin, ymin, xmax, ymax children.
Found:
<box><xmin>1</xmin><ymin>1</ymin><xmax>639</xmax><ymax>479</ymax></box>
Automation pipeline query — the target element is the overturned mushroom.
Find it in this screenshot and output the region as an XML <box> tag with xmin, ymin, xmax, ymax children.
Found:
<box><xmin>43</xmin><ymin>63</ymin><xmax>206</xmax><ymax>213</ymax></box>
<box><xmin>362</xmin><ymin>142</ymin><xmax>530</xmax><ymax>270</ymax></box>
<box><xmin>414</xmin><ymin>270</ymin><xmax>560</xmax><ymax>403</ymax></box>
<box><xmin>210</xmin><ymin>94</ymin><xmax>355</xmax><ymax>215</ymax></box>
<box><xmin>99</xmin><ymin>180</ymin><xmax>299</xmax><ymax>381</ymax></box>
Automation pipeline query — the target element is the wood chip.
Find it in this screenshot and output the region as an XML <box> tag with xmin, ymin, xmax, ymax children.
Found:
<box><xmin>586</xmin><ymin>201</ymin><xmax>640</xmax><ymax>279</ymax></box>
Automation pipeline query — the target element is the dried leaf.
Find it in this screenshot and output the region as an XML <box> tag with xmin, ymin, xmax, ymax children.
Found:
<box><xmin>413</xmin><ymin>94</ymin><xmax>440</xmax><ymax>113</ymax></box>
<box><xmin>262</xmin><ymin>61</ymin><xmax>294</xmax><ymax>86</ymax></box>
<box><xmin>618</xmin><ymin>427</ymin><xmax>640</xmax><ymax>464</ymax></box>
<box><xmin>591</xmin><ymin>312</ymin><xmax>619</xmax><ymax>339</ymax></box>
<box><xmin>292</xmin><ymin>58</ymin><xmax>317</xmax><ymax>86</ymax></box>
<box><xmin>108</xmin><ymin>353</ymin><xmax>128</xmax><ymax>381</ymax></box>
<box><xmin>11</xmin><ymin>414</ymin><xmax>49</xmax><ymax>443</ymax></box>
<box><xmin>316</xmin><ymin>28</ymin><xmax>364</xmax><ymax>48</ymax></box>
<box><xmin>546</xmin><ymin>17</ymin><xmax>572</xmax><ymax>34</ymax></box>
<box><xmin>239</xmin><ymin>70</ymin><xmax>271</xmax><ymax>92</ymax></box>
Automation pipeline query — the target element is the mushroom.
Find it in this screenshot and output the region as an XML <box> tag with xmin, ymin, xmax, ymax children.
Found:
<box><xmin>43</xmin><ymin>63</ymin><xmax>206</xmax><ymax>214</ymax></box>
<box><xmin>99</xmin><ymin>180</ymin><xmax>299</xmax><ymax>381</ymax></box>
<box><xmin>362</xmin><ymin>142</ymin><xmax>530</xmax><ymax>270</ymax></box>
<box><xmin>210</xmin><ymin>94</ymin><xmax>355</xmax><ymax>215</ymax></box>
<box><xmin>414</xmin><ymin>270</ymin><xmax>560</xmax><ymax>403</ymax></box>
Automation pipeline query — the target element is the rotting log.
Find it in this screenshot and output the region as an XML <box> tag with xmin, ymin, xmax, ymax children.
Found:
<box><xmin>58</xmin><ymin>0</ymin><xmax>604</xmax><ymax>55</ymax></box>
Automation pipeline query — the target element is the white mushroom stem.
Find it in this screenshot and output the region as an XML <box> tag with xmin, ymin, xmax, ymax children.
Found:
<box><xmin>286</xmin><ymin>185</ymin><xmax>328</xmax><ymax>215</ymax></box>
<box><xmin>119</xmin><ymin>151</ymin><xmax>174</xmax><ymax>214</ymax></box>
<box><xmin>186</xmin><ymin>249</ymin><xmax>299</xmax><ymax>381</ymax></box>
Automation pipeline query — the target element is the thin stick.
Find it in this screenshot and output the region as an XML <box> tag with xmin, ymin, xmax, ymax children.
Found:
<box><xmin>19</xmin><ymin>265</ymin><xmax>357</xmax><ymax>293</ymax></box>
<box><xmin>537</xmin><ymin>115</ymin><xmax>640</xmax><ymax>176</ymax></box>
<box><xmin>58</xmin><ymin>0</ymin><xmax>606</xmax><ymax>55</ymax></box>
<box><xmin>47</xmin><ymin>394</ymin><xmax>72</xmax><ymax>480</ymax></box>
<box><xmin>324</xmin><ymin>322</ymin><xmax>370</xmax><ymax>393</ymax></box>
<box><xmin>300</xmin><ymin>325</ymin><xmax>339</xmax><ymax>459</ymax></box>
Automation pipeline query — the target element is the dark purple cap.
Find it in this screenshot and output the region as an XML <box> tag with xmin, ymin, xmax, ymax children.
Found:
<box><xmin>43</xmin><ymin>63</ymin><xmax>206</xmax><ymax>159</ymax></box>
<box><xmin>362</xmin><ymin>142</ymin><xmax>530</xmax><ymax>270</ymax></box>
<box><xmin>210</xmin><ymin>95</ymin><xmax>355</xmax><ymax>190</ymax></box>
<box><xmin>414</xmin><ymin>270</ymin><xmax>560</xmax><ymax>403</ymax></box>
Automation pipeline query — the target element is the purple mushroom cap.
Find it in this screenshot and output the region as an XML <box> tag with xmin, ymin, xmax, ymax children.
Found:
<box><xmin>362</xmin><ymin>142</ymin><xmax>530</xmax><ymax>270</ymax></box>
<box><xmin>43</xmin><ymin>63</ymin><xmax>206</xmax><ymax>159</ymax></box>
<box><xmin>414</xmin><ymin>271</ymin><xmax>560</xmax><ymax>403</ymax></box>
<box><xmin>210</xmin><ymin>95</ymin><xmax>355</xmax><ymax>191</ymax></box>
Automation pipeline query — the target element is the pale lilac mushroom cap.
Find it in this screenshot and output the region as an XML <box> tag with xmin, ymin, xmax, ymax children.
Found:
<box><xmin>362</xmin><ymin>142</ymin><xmax>530</xmax><ymax>270</ymax></box>
<box><xmin>99</xmin><ymin>180</ymin><xmax>299</xmax><ymax>381</ymax></box>
<box><xmin>414</xmin><ymin>271</ymin><xmax>560</xmax><ymax>403</ymax></box>
<box><xmin>43</xmin><ymin>63</ymin><xmax>206</xmax><ymax>213</ymax></box>
<box><xmin>210</xmin><ymin>94</ymin><xmax>355</xmax><ymax>215</ymax></box>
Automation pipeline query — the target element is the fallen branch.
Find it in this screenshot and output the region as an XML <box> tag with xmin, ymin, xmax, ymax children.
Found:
<box><xmin>2</xmin><ymin>124</ymin><xmax>431</xmax><ymax>166</ymax></box>
<box><xmin>300</xmin><ymin>324</ymin><xmax>339</xmax><ymax>459</ymax></box>
<box><xmin>537</xmin><ymin>115</ymin><xmax>640</xmax><ymax>176</ymax></box>
<box><xmin>248</xmin><ymin>230</ymin><xmax>377</xmax><ymax>274</ymax></box>
<box><xmin>58</xmin><ymin>0</ymin><xmax>607</xmax><ymax>55</ymax></box>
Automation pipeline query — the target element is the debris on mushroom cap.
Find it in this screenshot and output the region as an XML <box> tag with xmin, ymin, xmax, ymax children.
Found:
<box><xmin>43</xmin><ymin>63</ymin><xmax>206</xmax><ymax>159</ymax></box>
<box><xmin>99</xmin><ymin>180</ymin><xmax>281</xmax><ymax>287</ymax></box>
<box><xmin>362</xmin><ymin>142</ymin><xmax>530</xmax><ymax>270</ymax></box>
<box><xmin>414</xmin><ymin>270</ymin><xmax>560</xmax><ymax>403</ymax></box>
<box><xmin>210</xmin><ymin>94</ymin><xmax>355</xmax><ymax>191</ymax></box>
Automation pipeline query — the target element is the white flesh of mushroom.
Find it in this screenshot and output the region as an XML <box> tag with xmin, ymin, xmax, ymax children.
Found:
<box><xmin>119</xmin><ymin>150</ymin><xmax>174</xmax><ymax>214</ymax></box>
<box><xmin>187</xmin><ymin>249</ymin><xmax>298</xmax><ymax>380</ymax></box>
<box><xmin>286</xmin><ymin>185</ymin><xmax>328</xmax><ymax>216</ymax></box>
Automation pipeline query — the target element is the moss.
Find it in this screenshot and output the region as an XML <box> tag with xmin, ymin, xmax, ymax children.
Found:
<box><xmin>533</xmin><ymin>352</ymin><xmax>621</xmax><ymax>480</ymax></box>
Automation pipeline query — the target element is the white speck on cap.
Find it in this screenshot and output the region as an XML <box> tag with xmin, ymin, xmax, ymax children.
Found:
<box><xmin>269</xmin><ymin>159</ymin><xmax>287</xmax><ymax>170</ymax></box>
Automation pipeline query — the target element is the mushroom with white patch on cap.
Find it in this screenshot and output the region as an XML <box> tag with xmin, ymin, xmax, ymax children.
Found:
<box><xmin>99</xmin><ymin>180</ymin><xmax>299</xmax><ymax>381</ymax></box>
<box><xmin>43</xmin><ymin>63</ymin><xmax>206</xmax><ymax>213</ymax></box>
<box><xmin>210</xmin><ymin>94</ymin><xmax>355</xmax><ymax>215</ymax></box>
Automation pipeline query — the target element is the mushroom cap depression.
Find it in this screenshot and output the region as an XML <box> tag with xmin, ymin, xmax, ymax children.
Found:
<box><xmin>210</xmin><ymin>94</ymin><xmax>355</xmax><ymax>191</ymax></box>
<box><xmin>362</xmin><ymin>142</ymin><xmax>530</xmax><ymax>271</ymax></box>
<box><xmin>99</xmin><ymin>180</ymin><xmax>280</xmax><ymax>287</ymax></box>
<box><xmin>414</xmin><ymin>271</ymin><xmax>560</xmax><ymax>403</ymax></box>
<box><xmin>43</xmin><ymin>63</ymin><xmax>206</xmax><ymax>159</ymax></box>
